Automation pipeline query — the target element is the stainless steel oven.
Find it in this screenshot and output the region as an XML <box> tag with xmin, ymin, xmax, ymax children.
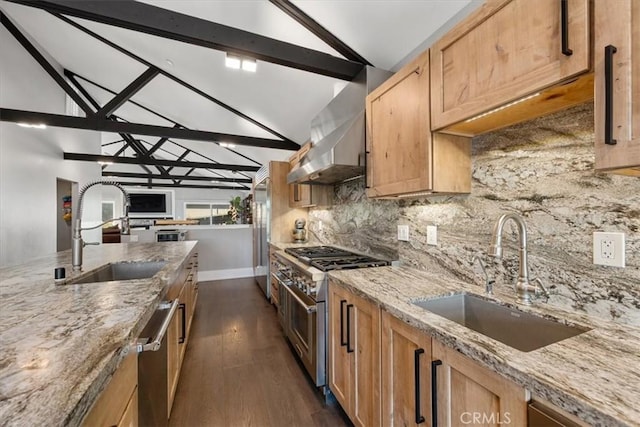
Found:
<box><xmin>271</xmin><ymin>246</ymin><xmax>388</xmax><ymax>390</ymax></box>
<box><xmin>272</xmin><ymin>254</ymin><xmax>326</xmax><ymax>387</ymax></box>
<box><xmin>284</xmin><ymin>283</ymin><xmax>324</xmax><ymax>385</ymax></box>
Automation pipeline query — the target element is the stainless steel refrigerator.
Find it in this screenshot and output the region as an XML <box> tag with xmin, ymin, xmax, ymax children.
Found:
<box><xmin>252</xmin><ymin>166</ymin><xmax>270</xmax><ymax>299</ymax></box>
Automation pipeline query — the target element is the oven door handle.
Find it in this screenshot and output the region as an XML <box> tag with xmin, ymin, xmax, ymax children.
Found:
<box><xmin>282</xmin><ymin>283</ymin><xmax>316</xmax><ymax>313</ymax></box>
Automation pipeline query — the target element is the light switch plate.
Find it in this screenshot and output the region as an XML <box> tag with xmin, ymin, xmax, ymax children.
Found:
<box><xmin>397</xmin><ymin>225</ymin><xmax>409</xmax><ymax>241</ymax></box>
<box><xmin>426</xmin><ymin>225</ymin><xmax>437</xmax><ymax>246</ymax></box>
<box><xmin>593</xmin><ymin>232</ymin><xmax>625</xmax><ymax>267</ymax></box>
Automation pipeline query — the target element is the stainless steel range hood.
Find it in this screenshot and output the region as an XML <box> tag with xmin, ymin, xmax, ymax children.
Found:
<box><xmin>287</xmin><ymin>66</ymin><xmax>392</xmax><ymax>185</ymax></box>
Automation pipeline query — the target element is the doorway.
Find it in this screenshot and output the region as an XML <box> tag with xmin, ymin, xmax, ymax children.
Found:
<box><xmin>56</xmin><ymin>178</ymin><xmax>76</xmax><ymax>252</ymax></box>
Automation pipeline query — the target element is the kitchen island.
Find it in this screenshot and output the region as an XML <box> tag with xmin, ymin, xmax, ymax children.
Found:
<box><xmin>328</xmin><ymin>266</ymin><xmax>640</xmax><ymax>427</ymax></box>
<box><xmin>0</xmin><ymin>241</ymin><xmax>197</xmax><ymax>426</ymax></box>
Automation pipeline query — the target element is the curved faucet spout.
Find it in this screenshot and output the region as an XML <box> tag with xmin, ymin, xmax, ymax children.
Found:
<box><xmin>72</xmin><ymin>181</ymin><xmax>130</xmax><ymax>272</ymax></box>
<box><xmin>488</xmin><ymin>213</ymin><xmax>535</xmax><ymax>304</ymax></box>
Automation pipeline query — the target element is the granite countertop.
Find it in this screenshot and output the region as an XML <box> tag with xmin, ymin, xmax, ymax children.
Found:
<box><xmin>328</xmin><ymin>266</ymin><xmax>640</xmax><ymax>427</ymax></box>
<box><xmin>0</xmin><ymin>241</ymin><xmax>197</xmax><ymax>427</ymax></box>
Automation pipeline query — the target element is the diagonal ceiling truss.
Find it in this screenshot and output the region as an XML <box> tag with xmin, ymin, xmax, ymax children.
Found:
<box><xmin>5</xmin><ymin>0</ymin><xmax>364</xmax><ymax>80</ymax></box>
<box><xmin>63</xmin><ymin>70</ymin><xmax>256</xmax><ymax>189</ymax></box>
<box><xmin>1</xmin><ymin>0</ymin><xmax>373</xmax><ymax>189</ymax></box>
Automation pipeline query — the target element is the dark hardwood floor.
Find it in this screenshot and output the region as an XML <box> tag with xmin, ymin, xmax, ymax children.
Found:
<box><xmin>168</xmin><ymin>277</ymin><xmax>350</xmax><ymax>427</ymax></box>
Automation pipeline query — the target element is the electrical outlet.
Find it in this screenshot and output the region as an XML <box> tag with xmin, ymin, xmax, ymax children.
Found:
<box><xmin>397</xmin><ymin>225</ymin><xmax>409</xmax><ymax>241</ymax></box>
<box><xmin>427</xmin><ymin>225</ymin><xmax>437</xmax><ymax>246</ymax></box>
<box><xmin>593</xmin><ymin>232</ymin><xmax>625</xmax><ymax>267</ymax></box>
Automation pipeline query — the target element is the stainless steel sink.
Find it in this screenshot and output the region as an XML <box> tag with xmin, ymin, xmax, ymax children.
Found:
<box><xmin>70</xmin><ymin>261</ymin><xmax>167</xmax><ymax>284</ymax></box>
<box><xmin>412</xmin><ymin>294</ymin><xmax>591</xmax><ymax>352</ymax></box>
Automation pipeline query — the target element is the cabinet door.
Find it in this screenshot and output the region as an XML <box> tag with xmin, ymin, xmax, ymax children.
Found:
<box><xmin>289</xmin><ymin>182</ymin><xmax>312</xmax><ymax>208</ymax></box>
<box><xmin>432</xmin><ymin>340</ymin><xmax>526</xmax><ymax>427</ymax></box>
<box><xmin>167</xmin><ymin>303</ymin><xmax>181</xmax><ymax>415</ymax></box>
<box><xmin>117</xmin><ymin>387</ymin><xmax>138</xmax><ymax>427</ymax></box>
<box><xmin>350</xmin><ymin>293</ymin><xmax>381</xmax><ymax>427</ymax></box>
<box><xmin>381</xmin><ymin>311</ymin><xmax>431</xmax><ymax>427</ymax></box>
<box><xmin>82</xmin><ymin>352</ymin><xmax>138</xmax><ymax>427</ymax></box>
<box><xmin>431</xmin><ymin>0</ymin><xmax>590</xmax><ymax>131</ymax></box>
<box><xmin>594</xmin><ymin>0</ymin><xmax>640</xmax><ymax>175</ymax></box>
<box><xmin>328</xmin><ymin>283</ymin><xmax>351</xmax><ymax>411</ymax></box>
<box><xmin>366</xmin><ymin>50</ymin><xmax>431</xmax><ymax>197</ymax></box>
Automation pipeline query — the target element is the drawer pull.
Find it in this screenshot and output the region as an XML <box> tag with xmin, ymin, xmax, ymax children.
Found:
<box><xmin>414</xmin><ymin>348</ymin><xmax>426</xmax><ymax>424</ymax></box>
<box><xmin>560</xmin><ymin>0</ymin><xmax>573</xmax><ymax>56</ymax></box>
<box><xmin>605</xmin><ymin>44</ymin><xmax>617</xmax><ymax>145</ymax></box>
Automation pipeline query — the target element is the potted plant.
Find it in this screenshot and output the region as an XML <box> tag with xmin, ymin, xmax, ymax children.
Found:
<box><xmin>228</xmin><ymin>196</ymin><xmax>244</xmax><ymax>224</ymax></box>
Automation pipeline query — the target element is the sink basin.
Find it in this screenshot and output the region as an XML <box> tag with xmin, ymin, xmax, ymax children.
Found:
<box><xmin>412</xmin><ymin>294</ymin><xmax>591</xmax><ymax>352</ymax></box>
<box><xmin>70</xmin><ymin>261</ymin><xmax>167</xmax><ymax>284</ymax></box>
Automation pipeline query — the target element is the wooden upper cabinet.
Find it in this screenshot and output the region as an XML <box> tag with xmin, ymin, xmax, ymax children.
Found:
<box><xmin>431</xmin><ymin>0</ymin><xmax>592</xmax><ymax>135</ymax></box>
<box><xmin>366</xmin><ymin>50</ymin><xmax>471</xmax><ymax>198</ymax></box>
<box><xmin>288</xmin><ymin>144</ymin><xmax>333</xmax><ymax>208</ymax></box>
<box><xmin>594</xmin><ymin>0</ymin><xmax>640</xmax><ymax>176</ymax></box>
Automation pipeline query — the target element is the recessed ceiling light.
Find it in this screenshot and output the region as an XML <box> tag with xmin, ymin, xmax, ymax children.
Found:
<box><xmin>17</xmin><ymin>123</ymin><xmax>47</xmax><ymax>129</ymax></box>
<box><xmin>166</xmin><ymin>59</ymin><xmax>174</xmax><ymax>67</ymax></box>
<box><xmin>225</xmin><ymin>53</ymin><xmax>241</xmax><ymax>69</ymax></box>
<box><xmin>241</xmin><ymin>58</ymin><xmax>257</xmax><ymax>72</ymax></box>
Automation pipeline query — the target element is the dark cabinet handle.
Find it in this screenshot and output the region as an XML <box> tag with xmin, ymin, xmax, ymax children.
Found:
<box><xmin>414</xmin><ymin>349</ymin><xmax>426</xmax><ymax>424</ymax></box>
<box><xmin>346</xmin><ymin>304</ymin><xmax>354</xmax><ymax>353</ymax></box>
<box><xmin>605</xmin><ymin>44</ymin><xmax>618</xmax><ymax>145</ymax></box>
<box><xmin>178</xmin><ymin>303</ymin><xmax>186</xmax><ymax>344</ymax></box>
<box><xmin>561</xmin><ymin>0</ymin><xmax>573</xmax><ymax>56</ymax></box>
<box><xmin>340</xmin><ymin>299</ymin><xmax>347</xmax><ymax>347</ymax></box>
<box><xmin>431</xmin><ymin>360</ymin><xmax>442</xmax><ymax>427</ymax></box>
<box><xmin>364</xmin><ymin>150</ymin><xmax>370</xmax><ymax>189</ymax></box>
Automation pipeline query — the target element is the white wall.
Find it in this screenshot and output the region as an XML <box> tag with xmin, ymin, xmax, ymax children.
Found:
<box><xmin>0</xmin><ymin>24</ymin><xmax>102</xmax><ymax>267</ymax></box>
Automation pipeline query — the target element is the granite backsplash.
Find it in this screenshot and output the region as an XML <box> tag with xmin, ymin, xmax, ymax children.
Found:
<box><xmin>309</xmin><ymin>103</ymin><xmax>640</xmax><ymax>326</ymax></box>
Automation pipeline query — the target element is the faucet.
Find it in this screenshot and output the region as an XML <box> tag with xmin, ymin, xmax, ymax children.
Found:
<box><xmin>72</xmin><ymin>181</ymin><xmax>130</xmax><ymax>271</ymax></box>
<box><xmin>488</xmin><ymin>213</ymin><xmax>551</xmax><ymax>305</ymax></box>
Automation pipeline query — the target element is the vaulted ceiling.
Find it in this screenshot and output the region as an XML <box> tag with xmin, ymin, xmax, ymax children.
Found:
<box><xmin>0</xmin><ymin>0</ymin><xmax>477</xmax><ymax>191</ymax></box>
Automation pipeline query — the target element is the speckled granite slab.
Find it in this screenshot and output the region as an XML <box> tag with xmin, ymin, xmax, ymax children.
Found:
<box><xmin>0</xmin><ymin>242</ymin><xmax>197</xmax><ymax>427</ymax></box>
<box><xmin>328</xmin><ymin>266</ymin><xmax>640</xmax><ymax>427</ymax></box>
<box><xmin>308</xmin><ymin>104</ymin><xmax>640</xmax><ymax>326</ymax></box>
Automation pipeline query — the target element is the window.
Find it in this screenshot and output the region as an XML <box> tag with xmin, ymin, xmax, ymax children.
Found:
<box><xmin>184</xmin><ymin>202</ymin><xmax>230</xmax><ymax>225</ymax></box>
<box><xmin>102</xmin><ymin>201</ymin><xmax>115</xmax><ymax>225</ymax></box>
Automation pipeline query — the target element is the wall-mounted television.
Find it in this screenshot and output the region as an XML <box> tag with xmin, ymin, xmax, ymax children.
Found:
<box><xmin>125</xmin><ymin>190</ymin><xmax>174</xmax><ymax>218</ymax></box>
<box><xmin>129</xmin><ymin>193</ymin><xmax>166</xmax><ymax>213</ymax></box>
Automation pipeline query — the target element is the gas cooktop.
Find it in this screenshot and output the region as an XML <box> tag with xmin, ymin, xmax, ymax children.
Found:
<box><xmin>285</xmin><ymin>246</ymin><xmax>390</xmax><ymax>272</ymax></box>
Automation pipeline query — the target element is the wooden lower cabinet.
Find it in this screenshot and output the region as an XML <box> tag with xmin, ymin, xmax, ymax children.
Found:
<box><xmin>432</xmin><ymin>340</ymin><xmax>527</xmax><ymax>427</ymax></box>
<box><xmin>167</xmin><ymin>296</ymin><xmax>182</xmax><ymax>416</ymax></box>
<box><xmin>330</xmin><ymin>283</ymin><xmax>529</xmax><ymax>427</ymax></box>
<box><xmin>82</xmin><ymin>352</ymin><xmax>138</xmax><ymax>427</ymax></box>
<box><xmin>328</xmin><ymin>281</ymin><xmax>380</xmax><ymax>427</ymax></box>
<box><xmin>381</xmin><ymin>311</ymin><xmax>432</xmax><ymax>427</ymax></box>
<box><xmin>167</xmin><ymin>252</ymin><xmax>198</xmax><ymax>417</ymax></box>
